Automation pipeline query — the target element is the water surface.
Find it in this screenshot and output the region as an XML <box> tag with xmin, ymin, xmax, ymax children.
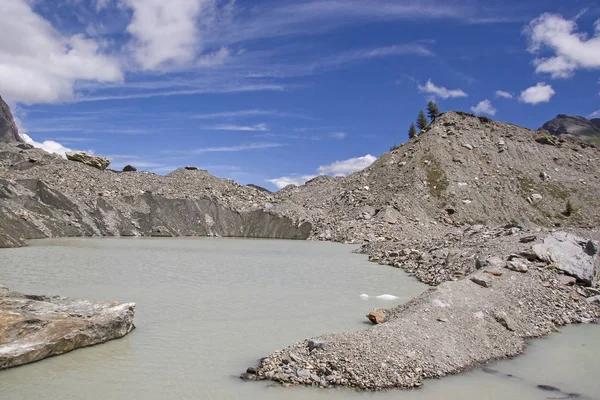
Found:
<box><xmin>0</xmin><ymin>238</ymin><xmax>598</xmax><ymax>399</ymax></box>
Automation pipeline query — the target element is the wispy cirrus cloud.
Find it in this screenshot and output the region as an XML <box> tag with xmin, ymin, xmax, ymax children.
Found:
<box><xmin>495</xmin><ymin>90</ymin><xmax>514</xmax><ymax>99</ymax></box>
<box><xmin>167</xmin><ymin>142</ymin><xmax>286</xmax><ymax>155</ymax></box>
<box><xmin>211</xmin><ymin>123</ymin><xmax>268</xmax><ymax>132</ymax></box>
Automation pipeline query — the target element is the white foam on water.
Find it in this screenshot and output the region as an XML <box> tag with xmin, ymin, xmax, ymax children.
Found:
<box><xmin>376</xmin><ymin>294</ymin><xmax>399</xmax><ymax>300</ymax></box>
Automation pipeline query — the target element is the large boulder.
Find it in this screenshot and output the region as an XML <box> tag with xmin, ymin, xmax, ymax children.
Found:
<box><xmin>0</xmin><ymin>286</ymin><xmax>135</xmax><ymax>369</ymax></box>
<box><xmin>66</xmin><ymin>151</ymin><xmax>110</xmax><ymax>170</ymax></box>
<box><xmin>533</xmin><ymin>232</ymin><xmax>600</xmax><ymax>286</ymax></box>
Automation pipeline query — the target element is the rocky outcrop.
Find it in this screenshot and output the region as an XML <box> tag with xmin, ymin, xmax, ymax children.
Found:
<box><xmin>66</xmin><ymin>151</ymin><xmax>111</xmax><ymax>170</ymax></box>
<box><xmin>0</xmin><ymin>95</ymin><xmax>22</xmax><ymax>143</ymax></box>
<box><xmin>0</xmin><ymin>285</ymin><xmax>135</xmax><ymax>370</ymax></box>
<box><xmin>533</xmin><ymin>231</ymin><xmax>599</xmax><ymax>286</ymax></box>
<box><xmin>542</xmin><ymin>114</ymin><xmax>600</xmax><ymax>144</ymax></box>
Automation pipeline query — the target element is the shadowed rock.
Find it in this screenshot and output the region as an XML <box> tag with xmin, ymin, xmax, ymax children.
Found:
<box><xmin>0</xmin><ymin>95</ymin><xmax>22</xmax><ymax>144</ymax></box>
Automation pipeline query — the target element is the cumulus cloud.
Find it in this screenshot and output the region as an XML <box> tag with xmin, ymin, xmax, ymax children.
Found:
<box><xmin>123</xmin><ymin>0</ymin><xmax>209</xmax><ymax>70</ymax></box>
<box><xmin>418</xmin><ymin>79</ymin><xmax>467</xmax><ymax>99</ymax></box>
<box><xmin>525</xmin><ymin>13</ymin><xmax>600</xmax><ymax>78</ymax></box>
<box><xmin>470</xmin><ymin>100</ymin><xmax>496</xmax><ymax>116</ymax></box>
<box><xmin>20</xmin><ymin>133</ymin><xmax>73</xmax><ymax>157</ymax></box>
<box><xmin>495</xmin><ymin>90</ymin><xmax>513</xmax><ymax>99</ymax></box>
<box><xmin>266</xmin><ymin>175</ymin><xmax>317</xmax><ymax>189</ymax></box>
<box><xmin>317</xmin><ymin>154</ymin><xmax>377</xmax><ymax>176</ymax></box>
<box><xmin>589</xmin><ymin>110</ymin><xmax>600</xmax><ymax>118</ymax></box>
<box><xmin>267</xmin><ymin>154</ymin><xmax>377</xmax><ymax>189</ymax></box>
<box><xmin>197</xmin><ymin>47</ymin><xmax>230</xmax><ymax>67</ymax></box>
<box><xmin>519</xmin><ymin>82</ymin><xmax>555</xmax><ymax>105</ymax></box>
<box><xmin>0</xmin><ymin>0</ymin><xmax>123</xmax><ymax>104</ymax></box>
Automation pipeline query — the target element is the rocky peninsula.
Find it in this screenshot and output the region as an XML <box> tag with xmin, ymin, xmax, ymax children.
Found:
<box><xmin>1</xmin><ymin>93</ymin><xmax>599</xmax><ymax>386</ymax></box>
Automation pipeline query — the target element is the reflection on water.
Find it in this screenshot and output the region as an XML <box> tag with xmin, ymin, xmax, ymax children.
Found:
<box><xmin>0</xmin><ymin>238</ymin><xmax>598</xmax><ymax>400</ymax></box>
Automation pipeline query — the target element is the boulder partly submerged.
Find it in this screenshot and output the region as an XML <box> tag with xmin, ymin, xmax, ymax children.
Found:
<box><xmin>65</xmin><ymin>151</ymin><xmax>110</xmax><ymax>170</ymax></box>
<box><xmin>0</xmin><ymin>285</ymin><xmax>135</xmax><ymax>370</ymax></box>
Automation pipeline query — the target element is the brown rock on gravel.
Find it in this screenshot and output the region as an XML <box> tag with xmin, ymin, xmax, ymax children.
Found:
<box><xmin>366</xmin><ymin>310</ymin><xmax>386</xmax><ymax>324</ymax></box>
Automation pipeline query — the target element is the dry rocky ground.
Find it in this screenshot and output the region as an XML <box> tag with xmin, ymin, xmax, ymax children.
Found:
<box><xmin>1</xmin><ymin>108</ymin><xmax>599</xmax><ymax>386</ymax></box>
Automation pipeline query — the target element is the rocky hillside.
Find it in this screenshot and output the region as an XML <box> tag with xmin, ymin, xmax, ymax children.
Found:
<box><xmin>272</xmin><ymin>112</ymin><xmax>600</xmax><ymax>244</ymax></box>
<box><xmin>1</xmin><ymin>109</ymin><xmax>600</xmax><ymax>249</ymax></box>
<box><xmin>542</xmin><ymin>114</ymin><xmax>600</xmax><ymax>144</ymax></box>
<box><xmin>0</xmin><ymin>96</ymin><xmax>22</xmax><ymax>144</ymax></box>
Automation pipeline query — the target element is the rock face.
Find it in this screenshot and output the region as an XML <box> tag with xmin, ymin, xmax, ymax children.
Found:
<box><xmin>542</xmin><ymin>114</ymin><xmax>600</xmax><ymax>144</ymax></box>
<box><xmin>66</xmin><ymin>151</ymin><xmax>111</xmax><ymax>170</ymax></box>
<box><xmin>0</xmin><ymin>95</ymin><xmax>22</xmax><ymax>143</ymax></box>
<box><xmin>533</xmin><ymin>231</ymin><xmax>600</xmax><ymax>286</ymax></box>
<box><xmin>0</xmin><ymin>285</ymin><xmax>135</xmax><ymax>370</ymax></box>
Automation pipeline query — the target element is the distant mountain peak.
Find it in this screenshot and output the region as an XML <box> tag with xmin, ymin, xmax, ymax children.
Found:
<box><xmin>541</xmin><ymin>114</ymin><xmax>600</xmax><ymax>143</ymax></box>
<box><xmin>0</xmin><ymin>95</ymin><xmax>23</xmax><ymax>144</ymax></box>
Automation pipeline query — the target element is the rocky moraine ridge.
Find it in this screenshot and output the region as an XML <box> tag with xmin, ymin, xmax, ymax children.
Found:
<box><xmin>1</xmin><ymin>94</ymin><xmax>599</xmax><ymax>388</ymax></box>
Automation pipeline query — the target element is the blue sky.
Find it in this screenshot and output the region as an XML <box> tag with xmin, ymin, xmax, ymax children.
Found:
<box><xmin>1</xmin><ymin>0</ymin><xmax>599</xmax><ymax>190</ymax></box>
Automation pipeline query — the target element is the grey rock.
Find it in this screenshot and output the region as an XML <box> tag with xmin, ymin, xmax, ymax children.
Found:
<box><xmin>123</xmin><ymin>165</ymin><xmax>137</xmax><ymax>172</ymax></box>
<box><xmin>494</xmin><ymin>311</ymin><xmax>516</xmax><ymax>332</ymax></box>
<box><xmin>506</xmin><ymin>259</ymin><xmax>529</xmax><ymax>273</ymax></box>
<box><xmin>476</xmin><ymin>256</ymin><xmax>505</xmax><ymax>270</ymax></box>
<box><xmin>520</xmin><ymin>236</ymin><xmax>537</xmax><ymax>243</ymax></box>
<box><xmin>240</xmin><ymin>373</ymin><xmax>257</xmax><ymax>380</ymax></box>
<box><xmin>470</xmin><ymin>274</ymin><xmax>492</xmax><ymax>288</ymax></box>
<box><xmin>533</xmin><ymin>232</ymin><xmax>600</xmax><ymax>286</ymax></box>
<box><xmin>66</xmin><ymin>151</ymin><xmax>110</xmax><ymax>170</ymax></box>
<box><xmin>0</xmin><ymin>95</ymin><xmax>23</xmax><ymax>143</ymax></box>
<box><xmin>308</xmin><ymin>339</ymin><xmax>326</xmax><ymax>352</ymax></box>
<box><xmin>0</xmin><ymin>286</ymin><xmax>135</xmax><ymax>370</ymax></box>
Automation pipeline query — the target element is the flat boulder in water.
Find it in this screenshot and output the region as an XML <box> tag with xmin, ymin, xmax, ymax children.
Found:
<box><xmin>0</xmin><ymin>285</ymin><xmax>135</xmax><ymax>370</ymax></box>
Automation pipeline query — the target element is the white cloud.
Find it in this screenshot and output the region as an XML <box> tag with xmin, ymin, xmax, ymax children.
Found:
<box><xmin>267</xmin><ymin>154</ymin><xmax>376</xmax><ymax>189</ymax></box>
<box><xmin>212</xmin><ymin>123</ymin><xmax>268</xmax><ymax>131</ymax></box>
<box><xmin>525</xmin><ymin>13</ymin><xmax>600</xmax><ymax>78</ymax></box>
<box><xmin>329</xmin><ymin>132</ymin><xmax>347</xmax><ymax>140</ymax></box>
<box><xmin>418</xmin><ymin>79</ymin><xmax>468</xmax><ymax>99</ymax></box>
<box><xmin>589</xmin><ymin>110</ymin><xmax>600</xmax><ymax>118</ymax></box>
<box><xmin>0</xmin><ymin>0</ymin><xmax>123</xmax><ymax>104</ymax></box>
<box><xmin>317</xmin><ymin>154</ymin><xmax>376</xmax><ymax>176</ymax></box>
<box><xmin>20</xmin><ymin>133</ymin><xmax>73</xmax><ymax>158</ymax></box>
<box><xmin>495</xmin><ymin>90</ymin><xmax>513</xmax><ymax>99</ymax></box>
<box><xmin>266</xmin><ymin>175</ymin><xmax>317</xmax><ymax>189</ymax></box>
<box><xmin>197</xmin><ymin>47</ymin><xmax>230</xmax><ymax>67</ymax></box>
<box><xmin>470</xmin><ymin>100</ymin><xmax>496</xmax><ymax>116</ymax></box>
<box><xmin>519</xmin><ymin>82</ymin><xmax>555</xmax><ymax>105</ymax></box>
<box><xmin>123</xmin><ymin>0</ymin><xmax>210</xmax><ymax>70</ymax></box>
<box><xmin>169</xmin><ymin>142</ymin><xmax>285</xmax><ymax>155</ymax></box>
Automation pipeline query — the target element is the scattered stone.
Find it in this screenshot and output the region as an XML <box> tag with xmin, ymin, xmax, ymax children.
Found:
<box><xmin>494</xmin><ymin>311</ymin><xmax>517</xmax><ymax>332</ymax></box>
<box><xmin>539</xmin><ymin>171</ymin><xmax>551</xmax><ymax>181</ymax></box>
<box><xmin>65</xmin><ymin>151</ymin><xmax>110</xmax><ymax>170</ymax></box>
<box><xmin>506</xmin><ymin>260</ymin><xmax>529</xmax><ymax>273</ymax></box>
<box><xmin>558</xmin><ymin>275</ymin><xmax>577</xmax><ymax>286</ymax></box>
<box><xmin>476</xmin><ymin>256</ymin><xmax>505</xmax><ymax>269</ymax></box>
<box><xmin>462</xmin><ymin>143</ymin><xmax>474</xmax><ymax>150</ymax></box>
<box><xmin>16</xmin><ymin>143</ymin><xmax>34</xmax><ymax>150</ymax></box>
<box><xmin>485</xmin><ymin>269</ymin><xmax>503</xmax><ymax>277</ymax></box>
<box><xmin>366</xmin><ymin>310</ymin><xmax>386</xmax><ymax>324</ymax></box>
<box><xmin>240</xmin><ymin>373</ymin><xmax>257</xmax><ymax>380</ymax></box>
<box><xmin>470</xmin><ymin>274</ymin><xmax>492</xmax><ymax>288</ymax></box>
<box><xmin>307</xmin><ymin>339</ymin><xmax>326</xmax><ymax>352</ymax></box>
<box><xmin>184</xmin><ymin>166</ymin><xmax>198</xmax><ymax>170</ymax></box>
<box><xmin>520</xmin><ymin>236</ymin><xmax>537</xmax><ymax>243</ymax></box>
<box><xmin>537</xmin><ymin>384</ymin><xmax>561</xmax><ymax>392</ymax></box>
<box><xmin>123</xmin><ymin>165</ymin><xmax>137</xmax><ymax>172</ymax></box>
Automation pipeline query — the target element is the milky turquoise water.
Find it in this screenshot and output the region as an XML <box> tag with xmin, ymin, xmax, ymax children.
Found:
<box><xmin>0</xmin><ymin>238</ymin><xmax>598</xmax><ymax>399</ymax></box>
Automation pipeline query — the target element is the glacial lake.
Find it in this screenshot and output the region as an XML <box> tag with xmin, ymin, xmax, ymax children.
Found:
<box><xmin>0</xmin><ymin>238</ymin><xmax>598</xmax><ymax>400</ymax></box>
